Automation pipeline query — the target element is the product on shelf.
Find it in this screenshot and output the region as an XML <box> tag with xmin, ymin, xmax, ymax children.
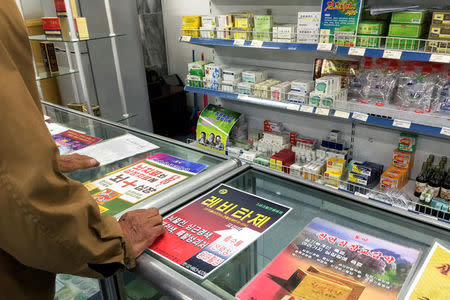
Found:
<box><xmin>273</xmin><ymin>24</ymin><xmax>297</xmax><ymax>43</ymax></box>
<box><xmin>233</xmin><ymin>13</ymin><xmax>254</xmax><ymax>40</ymax></box>
<box><xmin>398</xmin><ymin>132</ymin><xmax>418</xmax><ymax>153</ymax></box>
<box><xmin>217</xmin><ymin>14</ymin><xmax>233</xmax><ymax>28</ymax></box>
<box><xmin>39</xmin><ymin>42</ymin><xmax>59</xmax><ymax>75</ymax></box>
<box><xmin>223</xmin><ymin>67</ymin><xmax>243</xmax><ymax>82</ymax></box>
<box><xmin>74</xmin><ymin>17</ymin><xmax>89</xmax><ymax>40</ymax></box>
<box><xmin>427</xmin><ymin>23</ymin><xmax>450</xmax><ymax>54</ymax></box>
<box><xmin>297</xmin><ymin>12</ymin><xmax>320</xmax><ymax>43</ymax></box>
<box><xmin>271</xmin><ymin>81</ymin><xmax>291</xmax><ymax>101</ymax></box>
<box><xmin>319</xmin><ymin>0</ymin><xmax>363</xmax><ymax>46</ymax></box>
<box><xmin>254</xmin><ymin>79</ymin><xmax>281</xmax><ymax>98</ymax></box>
<box><xmin>356</xmin><ymin>21</ymin><xmax>387</xmax><ymax>48</ymax></box>
<box><xmin>200</xmin><ymin>15</ymin><xmax>217</xmax><ymax>38</ymax></box>
<box><xmin>253</xmin><ymin>15</ymin><xmax>273</xmax><ymax>41</ymax></box>
<box><xmin>242</xmin><ymin>70</ymin><xmax>268</xmax><ymax>84</ymax></box>
<box><xmin>391</xmin><ymin>10</ymin><xmax>429</xmax><ymax>25</ymax></box>
<box><xmin>182</xmin><ymin>15</ymin><xmax>202</xmax><ymax>37</ymax></box>
<box><xmin>54</xmin><ymin>0</ymin><xmax>78</xmax><ymax>18</ymax></box>
<box><xmin>216</xmin><ymin>26</ymin><xmax>232</xmax><ymax>39</ymax></box>
<box><xmin>386</xmin><ymin>24</ymin><xmax>425</xmax><ymax>50</ymax></box>
<box><xmin>42</xmin><ymin>17</ymin><xmax>64</xmax><ymax>40</ymax></box>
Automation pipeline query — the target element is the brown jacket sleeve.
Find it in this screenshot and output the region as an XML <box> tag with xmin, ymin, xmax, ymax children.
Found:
<box><xmin>0</xmin><ymin>0</ymin><xmax>135</xmax><ymax>278</ymax></box>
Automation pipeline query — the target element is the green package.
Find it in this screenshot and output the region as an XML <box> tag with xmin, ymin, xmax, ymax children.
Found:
<box><xmin>361</xmin><ymin>9</ymin><xmax>391</xmax><ymax>21</ymax></box>
<box><xmin>386</xmin><ymin>37</ymin><xmax>420</xmax><ymax>50</ymax></box>
<box><xmin>391</xmin><ymin>11</ymin><xmax>428</xmax><ymax>24</ymax></box>
<box><xmin>356</xmin><ymin>35</ymin><xmax>383</xmax><ymax>48</ymax></box>
<box><xmin>188</xmin><ymin>61</ymin><xmax>210</xmax><ymax>77</ymax></box>
<box><xmin>253</xmin><ymin>156</ymin><xmax>270</xmax><ymax>167</ymax></box>
<box><xmin>254</xmin><ymin>15</ymin><xmax>273</xmax><ymax>31</ymax></box>
<box><xmin>358</xmin><ymin>21</ymin><xmax>386</xmax><ymax>35</ymax></box>
<box><xmin>388</xmin><ymin>23</ymin><xmax>424</xmax><ymax>37</ymax></box>
<box><xmin>187</xmin><ymin>75</ymin><xmax>203</xmax><ymax>87</ymax></box>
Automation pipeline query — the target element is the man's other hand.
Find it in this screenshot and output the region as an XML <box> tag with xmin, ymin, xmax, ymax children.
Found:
<box><xmin>119</xmin><ymin>208</ymin><xmax>165</xmax><ymax>257</ymax></box>
<box><xmin>58</xmin><ymin>153</ymin><xmax>100</xmax><ymax>172</ymax></box>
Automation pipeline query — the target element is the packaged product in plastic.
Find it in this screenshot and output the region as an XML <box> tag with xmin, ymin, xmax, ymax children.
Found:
<box><xmin>362</xmin><ymin>58</ymin><xmax>399</xmax><ymax>105</ymax></box>
<box><xmin>439</xmin><ymin>71</ymin><xmax>450</xmax><ymax>114</ymax></box>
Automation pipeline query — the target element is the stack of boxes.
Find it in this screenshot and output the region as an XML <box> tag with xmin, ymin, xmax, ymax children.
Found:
<box><xmin>309</xmin><ymin>76</ymin><xmax>348</xmax><ymax>108</ymax></box>
<box><xmin>273</xmin><ymin>24</ymin><xmax>297</xmax><ymax>43</ymax></box>
<box><xmin>288</xmin><ymin>80</ymin><xmax>314</xmax><ymax>105</ymax></box>
<box><xmin>380</xmin><ymin>133</ymin><xmax>417</xmax><ymax>192</ymax></box>
<box><xmin>221</xmin><ymin>67</ymin><xmax>243</xmax><ymax>93</ymax></box>
<box><xmin>233</xmin><ymin>13</ymin><xmax>254</xmax><ymax>40</ymax></box>
<box><xmin>204</xmin><ymin>63</ymin><xmax>228</xmax><ymax>90</ymax></box>
<box><xmin>217</xmin><ymin>15</ymin><xmax>233</xmax><ymax>39</ymax></box>
<box><xmin>182</xmin><ymin>15</ymin><xmax>202</xmax><ymax>37</ymax></box>
<box><xmin>271</xmin><ymin>81</ymin><xmax>291</xmax><ymax>101</ymax></box>
<box><xmin>270</xmin><ymin>149</ymin><xmax>296</xmax><ymax>173</ymax></box>
<box><xmin>297</xmin><ymin>12</ymin><xmax>320</xmax><ymax>43</ymax></box>
<box><xmin>347</xmin><ymin>161</ymin><xmax>384</xmax><ymax>194</ymax></box>
<box><xmin>40</xmin><ymin>42</ymin><xmax>59</xmax><ymax>75</ymax></box>
<box><xmin>324</xmin><ymin>157</ymin><xmax>346</xmax><ymax>187</ymax></box>
<box><xmin>238</xmin><ymin>70</ymin><xmax>268</xmax><ymax>95</ymax></box>
<box><xmin>356</xmin><ymin>21</ymin><xmax>387</xmax><ymax>48</ymax></box>
<box><xmin>427</xmin><ymin>11</ymin><xmax>450</xmax><ymax>53</ymax></box>
<box><xmin>253</xmin><ymin>15</ymin><xmax>273</xmax><ymax>41</ymax></box>
<box><xmin>386</xmin><ymin>11</ymin><xmax>428</xmax><ymax>50</ymax></box>
<box><xmin>200</xmin><ymin>16</ymin><xmax>216</xmax><ymax>39</ymax></box>
<box><xmin>254</xmin><ymin>79</ymin><xmax>281</xmax><ymax>98</ymax></box>
<box><xmin>187</xmin><ymin>61</ymin><xmax>210</xmax><ymax>88</ymax></box>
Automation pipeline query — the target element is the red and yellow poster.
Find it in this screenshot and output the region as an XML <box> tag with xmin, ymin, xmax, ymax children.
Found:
<box><xmin>150</xmin><ymin>184</ymin><xmax>291</xmax><ymax>278</ymax></box>
<box><xmin>405</xmin><ymin>241</ymin><xmax>450</xmax><ymax>300</ymax></box>
<box><xmin>237</xmin><ymin>218</ymin><xmax>421</xmax><ymax>300</ymax></box>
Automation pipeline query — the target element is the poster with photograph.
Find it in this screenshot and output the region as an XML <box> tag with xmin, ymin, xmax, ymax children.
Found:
<box><xmin>237</xmin><ymin>218</ymin><xmax>421</xmax><ymax>300</ymax></box>
<box><xmin>52</xmin><ymin>129</ymin><xmax>102</xmax><ymax>154</ymax></box>
<box><xmin>150</xmin><ymin>184</ymin><xmax>291</xmax><ymax>278</ymax></box>
<box><xmin>85</xmin><ymin>153</ymin><xmax>208</xmax><ymax>216</ymax></box>
<box><xmin>196</xmin><ymin>105</ymin><xmax>241</xmax><ymax>155</ymax></box>
<box><xmin>404</xmin><ymin>241</ymin><xmax>450</xmax><ymax>300</ymax></box>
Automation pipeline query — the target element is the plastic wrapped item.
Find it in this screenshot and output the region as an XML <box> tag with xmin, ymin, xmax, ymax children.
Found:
<box><xmin>362</xmin><ymin>58</ymin><xmax>399</xmax><ymax>105</ymax></box>
<box><xmin>439</xmin><ymin>70</ymin><xmax>450</xmax><ymax>114</ymax></box>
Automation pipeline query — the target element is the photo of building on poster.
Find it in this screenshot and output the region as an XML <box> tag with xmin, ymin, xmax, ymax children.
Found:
<box><xmin>150</xmin><ymin>184</ymin><xmax>291</xmax><ymax>278</ymax></box>
<box><xmin>237</xmin><ymin>218</ymin><xmax>421</xmax><ymax>300</ymax></box>
<box><xmin>84</xmin><ymin>153</ymin><xmax>208</xmax><ymax>216</ymax></box>
<box><xmin>197</xmin><ymin>105</ymin><xmax>241</xmax><ymax>155</ymax></box>
<box><xmin>52</xmin><ymin>129</ymin><xmax>102</xmax><ymax>154</ymax></box>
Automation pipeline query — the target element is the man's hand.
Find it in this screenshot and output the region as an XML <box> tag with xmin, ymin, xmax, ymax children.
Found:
<box><xmin>119</xmin><ymin>208</ymin><xmax>165</xmax><ymax>257</ymax></box>
<box><xmin>58</xmin><ymin>153</ymin><xmax>100</xmax><ymax>172</ymax></box>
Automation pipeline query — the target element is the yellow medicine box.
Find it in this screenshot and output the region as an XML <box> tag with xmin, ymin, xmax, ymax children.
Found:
<box><xmin>182</xmin><ymin>15</ymin><xmax>202</xmax><ymax>28</ymax></box>
<box><xmin>327</xmin><ymin>157</ymin><xmax>346</xmax><ymax>173</ymax></box>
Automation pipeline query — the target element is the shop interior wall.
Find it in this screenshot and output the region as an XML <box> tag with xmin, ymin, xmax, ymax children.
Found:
<box><xmin>30</xmin><ymin>0</ymin><xmax>153</xmax><ymax>131</ymax></box>
<box><xmin>163</xmin><ymin>0</ymin><xmax>450</xmax><ymax>179</ymax></box>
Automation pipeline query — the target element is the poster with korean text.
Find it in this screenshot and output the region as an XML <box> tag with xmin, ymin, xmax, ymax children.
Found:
<box><xmin>238</xmin><ymin>218</ymin><xmax>421</xmax><ymax>300</ymax></box>
<box><xmin>404</xmin><ymin>241</ymin><xmax>450</xmax><ymax>300</ymax></box>
<box><xmin>150</xmin><ymin>184</ymin><xmax>291</xmax><ymax>278</ymax></box>
<box><xmin>197</xmin><ymin>104</ymin><xmax>241</xmax><ymax>155</ymax></box>
<box><xmin>53</xmin><ymin>129</ymin><xmax>102</xmax><ymax>154</ymax></box>
<box><xmin>85</xmin><ymin>153</ymin><xmax>208</xmax><ymax>216</ymax></box>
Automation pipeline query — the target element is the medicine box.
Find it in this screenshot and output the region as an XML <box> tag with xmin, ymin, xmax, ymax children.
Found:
<box><xmin>254</xmin><ymin>15</ymin><xmax>273</xmax><ymax>31</ymax></box>
<box><xmin>237</xmin><ymin>82</ymin><xmax>254</xmax><ymax>95</ymax></box>
<box><xmin>205</xmin><ymin>64</ymin><xmax>227</xmax><ymax>80</ymax></box>
<box><xmin>223</xmin><ymin>68</ymin><xmax>243</xmax><ymax>82</ymax></box>
<box><xmin>432</xmin><ymin>11</ymin><xmax>450</xmax><ymax>25</ymax></box>
<box><xmin>271</xmin><ymin>82</ymin><xmax>291</xmax><ymax>101</ymax></box>
<box><xmin>187</xmin><ymin>75</ymin><xmax>203</xmax><ymax>87</ymax></box>
<box><xmin>182</xmin><ymin>15</ymin><xmax>202</xmax><ymax>28</ymax></box>
<box><xmin>221</xmin><ymin>80</ymin><xmax>238</xmax><ymax>93</ymax></box>
<box><xmin>388</xmin><ymin>24</ymin><xmax>425</xmax><ymax>38</ymax></box>
<box><xmin>234</xmin><ymin>14</ymin><xmax>254</xmax><ymax>29</ymax></box>
<box><xmin>288</xmin><ymin>91</ymin><xmax>308</xmax><ymax>103</ymax></box>
<box><xmin>200</xmin><ymin>27</ymin><xmax>215</xmax><ymax>38</ymax></box>
<box><xmin>217</xmin><ymin>15</ymin><xmax>233</xmax><ymax>28</ymax></box>
<box><xmin>357</xmin><ymin>21</ymin><xmax>386</xmax><ymax>36</ymax></box>
<box><xmin>188</xmin><ymin>61</ymin><xmax>210</xmax><ymax>77</ymax></box>
<box><xmin>391</xmin><ymin>10</ymin><xmax>428</xmax><ymax>24</ymax></box>
<box><xmin>309</xmin><ymin>91</ymin><xmax>322</xmax><ymax>107</ymax></box>
<box><xmin>291</xmin><ymin>80</ymin><xmax>314</xmax><ymax>93</ymax></box>
<box><xmin>356</xmin><ymin>35</ymin><xmax>383</xmax><ymax>48</ymax></box>
<box><xmin>216</xmin><ymin>27</ymin><xmax>232</xmax><ymax>39</ymax></box>
<box><xmin>203</xmin><ymin>78</ymin><xmax>221</xmax><ymax>90</ymax></box>
<box><xmin>242</xmin><ymin>70</ymin><xmax>268</xmax><ymax>84</ymax></box>
<box><xmin>201</xmin><ymin>16</ymin><xmax>216</xmax><ymax>28</ymax></box>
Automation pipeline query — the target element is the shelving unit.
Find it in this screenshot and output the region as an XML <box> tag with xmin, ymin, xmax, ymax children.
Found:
<box><xmin>35</xmin><ymin>67</ymin><xmax>78</xmax><ymax>80</ymax></box>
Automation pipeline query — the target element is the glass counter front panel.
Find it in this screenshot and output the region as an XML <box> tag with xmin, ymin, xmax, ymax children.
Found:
<box><xmin>139</xmin><ymin>169</ymin><xmax>450</xmax><ymax>299</ymax></box>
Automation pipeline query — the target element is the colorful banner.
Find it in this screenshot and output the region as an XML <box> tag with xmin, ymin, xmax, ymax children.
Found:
<box><xmin>405</xmin><ymin>241</ymin><xmax>450</xmax><ymax>300</ymax></box>
<box><xmin>85</xmin><ymin>153</ymin><xmax>208</xmax><ymax>216</ymax></box>
<box><xmin>197</xmin><ymin>104</ymin><xmax>241</xmax><ymax>155</ymax></box>
<box><xmin>238</xmin><ymin>218</ymin><xmax>421</xmax><ymax>300</ymax></box>
<box><xmin>150</xmin><ymin>184</ymin><xmax>291</xmax><ymax>278</ymax></box>
<box><xmin>53</xmin><ymin>129</ymin><xmax>102</xmax><ymax>154</ymax></box>
<box><xmin>319</xmin><ymin>0</ymin><xmax>363</xmax><ymax>46</ymax></box>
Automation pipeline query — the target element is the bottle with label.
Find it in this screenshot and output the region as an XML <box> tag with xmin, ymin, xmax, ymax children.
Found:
<box><xmin>427</xmin><ymin>166</ymin><xmax>444</xmax><ymax>198</ymax></box>
<box><xmin>440</xmin><ymin>167</ymin><xmax>450</xmax><ymax>201</ymax></box>
<box><xmin>414</xmin><ymin>162</ymin><xmax>429</xmax><ymax>197</ymax></box>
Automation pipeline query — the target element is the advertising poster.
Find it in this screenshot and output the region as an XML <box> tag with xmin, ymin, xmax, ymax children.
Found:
<box><xmin>319</xmin><ymin>0</ymin><xmax>363</xmax><ymax>46</ymax></box>
<box><xmin>85</xmin><ymin>153</ymin><xmax>208</xmax><ymax>216</ymax></box>
<box><xmin>150</xmin><ymin>184</ymin><xmax>291</xmax><ymax>278</ymax></box>
<box><xmin>405</xmin><ymin>241</ymin><xmax>450</xmax><ymax>300</ymax></box>
<box><xmin>197</xmin><ymin>105</ymin><xmax>241</xmax><ymax>155</ymax></box>
<box><xmin>53</xmin><ymin>129</ymin><xmax>102</xmax><ymax>154</ymax></box>
<box><xmin>238</xmin><ymin>218</ymin><xmax>421</xmax><ymax>300</ymax></box>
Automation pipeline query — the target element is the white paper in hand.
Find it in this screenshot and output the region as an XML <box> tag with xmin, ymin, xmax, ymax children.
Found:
<box><xmin>74</xmin><ymin>134</ymin><xmax>159</xmax><ymax>165</ymax></box>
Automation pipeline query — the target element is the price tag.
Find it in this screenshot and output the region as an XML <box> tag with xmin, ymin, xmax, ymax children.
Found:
<box><xmin>286</xmin><ymin>104</ymin><xmax>300</xmax><ymax>111</ymax></box>
<box><xmin>441</xmin><ymin>127</ymin><xmax>450</xmax><ymax>136</ymax></box>
<box><xmin>317</xmin><ymin>43</ymin><xmax>333</xmax><ymax>51</ymax></box>
<box><xmin>348</xmin><ymin>47</ymin><xmax>366</xmax><ymax>56</ymax></box>
<box><xmin>316</xmin><ymin>107</ymin><xmax>330</xmax><ymax>116</ymax></box>
<box><xmin>237</xmin><ymin>94</ymin><xmax>249</xmax><ymax>100</ymax></box>
<box><xmin>352</xmin><ymin>112</ymin><xmax>368</xmax><ymax>122</ymax></box>
<box><xmin>300</xmin><ymin>105</ymin><xmax>315</xmax><ymax>113</ymax></box>
<box><xmin>430</xmin><ymin>53</ymin><xmax>450</xmax><ymax>64</ymax></box>
<box><xmin>383</xmin><ymin>50</ymin><xmax>402</xmax><ymax>59</ymax></box>
<box><xmin>180</xmin><ymin>36</ymin><xmax>191</xmax><ymax>42</ymax></box>
<box><xmin>334</xmin><ymin>110</ymin><xmax>350</xmax><ymax>119</ymax></box>
<box><xmin>325</xmin><ymin>184</ymin><xmax>339</xmax><ymax>190</ymax></box>
<box><xmin>250</xmin><ymin>40</ymin><xmax>263</xmax><ymax>48</ymax></box>
<box><xmin>355</xmin><ymin>192</ymin><xmax>369</xmax><ymax>199</ymax></box>
<box><xmin>393</xmin><ymin>119</ymin><xmax>411</xmax><ymax>129</ymax></box>
<box><xmin>233</xmin><ymin>39</ymin><xmax>245</xmax><ymax>46</ymax></box>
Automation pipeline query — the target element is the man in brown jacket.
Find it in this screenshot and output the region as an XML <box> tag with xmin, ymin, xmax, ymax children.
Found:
<box><xmin>0</xmin><ymin>1</ymin><xmax>165</xmax><ymax>299</ymax></box>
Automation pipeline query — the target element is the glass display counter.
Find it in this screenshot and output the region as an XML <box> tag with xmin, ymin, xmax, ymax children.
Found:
<box><xmin>123</xmin><ymin>167</ymin><xmax>450</xmax><ymax>300</ymax></box>
<box><xmin>41</xmin><ymin>102</ymin><xmax>242</xmax><ymax>300</ymax></box>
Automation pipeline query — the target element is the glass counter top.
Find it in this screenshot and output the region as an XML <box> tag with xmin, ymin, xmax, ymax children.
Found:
<box><xmin>138</xmin><ymin>168</ymin><xmax>450</xmax><ymax>299</ymax></box>
<box><xmin>29</xmin><ymin>33</ymin><xmax>125</xmax><ymax>43</ymax></box>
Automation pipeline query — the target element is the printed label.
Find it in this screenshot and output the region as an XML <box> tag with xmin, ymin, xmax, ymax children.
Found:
<box><xmin>234</xmin><ymin>39</ymin><xmax>245</xmax><ymax>46</ymax></box>
<box><xmin>440</xmin><ymin>127</ymin><xmax>450</xmax><ymax>136</ymax></box>
<box><xmin>355</xmin><ymin>191</ymin><xmax>369</xmax><ymax>199</ymax></box>
<box><xmin>393</xmin><ymin>119</ymin><xmax>411</xmax><ymax>129</ymax></box>
<box><xmin>300</xmin><ymin>105</ymin><xmax>315</xmax><ymax>113</ymax></box>
<box><xmin>334</xmin><ymin>110</ymin><xmax>350</xmax><ymax>119</ymax></box>
<box><xmin>430</xmin><ymin>54</ymin><xmax>450</xmax><ymax>64</ymax></box>
<box><xmin>181</xmin><ymin>36</ymin><xmax>192</xmax><ymax>42</ymax></box>
<box><xmin>415</xmin><ymin>182</ymin><xmax>427</xmax><ymax>195</ymax></box>
<box><xmin>250</xmin><ymin>40</ymin><xmax>263</xmax><ymax>48</ymax></box>
<box><xmin>315</xmin><ymin>107</ymin><xmax>330</xmax><ymax>116</ymax></box>
<box><xmin>348</xmin><ymin>47</ymin><xmax>366</xmax><ymax>56</ymax></box>
<box><xmin>286</xmin><ymin>104</ymin><xmax>300</xmax><ymax>111</ymax></box>
<box><xmin>352</xmin><ymin>112</ymin><xmax>368</xmax><ymax>122</ymax></box>
<box><xmin>441</xmin><ymin>187</ymin><xmax>450</xmax><ymax>200</ymax></box>
<box><xmin>317</xmin><ymin>43</ymin><xmax>333</xmax><ymax>51</ymax></box>
<box><xmin>383</xmin><ymin>50</ymin><xmax>402</xmax><ymax>60</ymax></box>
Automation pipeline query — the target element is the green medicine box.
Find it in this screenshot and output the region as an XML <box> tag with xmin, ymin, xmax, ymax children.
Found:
<box><xmin>388</xmin><ymin>23</ymin><xmax>425</xmax><ymax>38</ymax></box>
<box><xmin>391</xmin><ymin>10</ymin><xmax>428</xmax><ymax>24</ymax></box>
<box><xmin>356</xmin><ymin>35</ymin><xmax>383</xmax><ymax>48</ymax></box>
<box><xmin>188</xmin><ymin>61</ymin><xmax>210</xmax><ymax>77</ymax></box>
<box><xmin>386</xmin><ymin>37</ymin><xmax>420</xmax><ymax>50</ymax></box>
<box><xmin>254</xmin><ymin>15</ymin><xmax>273</xmax><ymax>31</ymax></box>
<box><xmin>358</xmin><ymin>21</ymin><xmax>386</xmax><ymax>36</ymax></box>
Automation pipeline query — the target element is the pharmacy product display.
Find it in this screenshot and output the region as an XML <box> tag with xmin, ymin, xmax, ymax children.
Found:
<box><xmin>404</xmin><ymin>241</ymin><xmax>450</xmax><ymax>300</ymax></box>
<box><xmin>238</xmin><ymin>218</ymin><xmax>421</xmax><ymax>300</ymax></box>
<box><xmin>84</xmin><ymin>153</ymin><xmax>208</xmax><ymax>216</ymax></box>
<box><xmin>150</xmin><ymin>184</ymin><xmax>291</xmax><ymax>278</ymax></box>
<box><xmin>181</xmin><ymin>9</ymin><xmax>450</xmax><ymax>52</ymax></box>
